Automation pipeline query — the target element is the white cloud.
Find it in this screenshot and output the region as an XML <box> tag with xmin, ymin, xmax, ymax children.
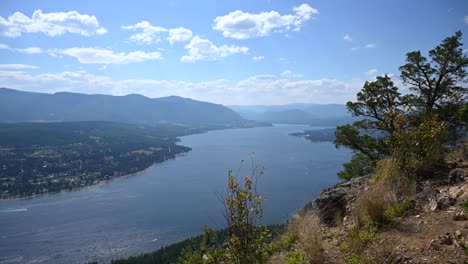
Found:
<box><xmin>365</xmin><ymin>69</ymin><xmax>378</xmax><ymax>76</ymax></box>
<box><xmin>57</xmin><ymin>47</ymin><xmax>162</xmax><ymax>64</ymax></box>
<box><xmin>0</xmin><ymin>64</ymin><xmax>39</xmax><ymax>69</ymax></box>
<box><xmin>351</xmin><ymin>44</ymin><xmax>375</xmax><ymax>51</ymax></box>
<box><xmin>213</xmin><ymin>3</ymin><xmax>318</xmax><ymax>39</ymax></box>
<box><xmin>0</xmin><ymin>44</ymin><xmax>43</xmax><ymax>54</ymax></box>
<box><xmin>0</xmin><ymin>70</ymin><xmax>363</xmax><ymax>105</ymax></box>
<box><xmin>0</xmin><ymin>10</ymin><xmax>107</xmax><ymax>38</ymax></box>
<box><xmin>122</xmin><ymin>21</ymin><xmax>167</xmax><ymax>45</ymax></box>
<box><xmin>181</xmin><ymin>37</ymin><xmax>248</xmax><ymax>63</ymax></box>
<box><xmin>281</xmin><ymin>69</ymin><xmax>303</xmax><ymax>78</ymax></box>
<box><xmin>167</xmin><ymin>27</ymin><xmax>193</xmax><ymax>44</ymax></box>
<box><xmin>292</xmin><ymin>4</ymin><xmax>318</xmax><ymax>25</ymax></box>
<box><xmin>0</xmin><ymin>43</ymin><xmax>12</xmax><ymax>50</ymax></box>
<box><xmin>465</xmin><ymin>16</ymin><xmax>468</xmax><ymax>24</ymax></box>
<box><xmin>122</xmin><ymin>21</ymin><xmax>192</xmax><ymax>45</ymax></box>
<box><xmin>9</xmin><ymin>44</ymin><xmax>160</xmax><ymax>66</ymax></box>
<box><xmin>16</xmin><ymin>47</ymin><xmax>43</xmax><ymax>54</ymax></box>
<box><xmin>343</xmin><ymin>34</ymin><xmax>352</xmax><ymax>42</ymax></box>
<box><xmin>252</xmin><ymin>56</ymin><xmax>264</xmax><ymax>61</ymax></box>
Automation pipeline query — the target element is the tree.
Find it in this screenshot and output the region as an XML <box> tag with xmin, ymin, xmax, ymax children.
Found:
<box><xmin>335</xmin><ymin>32</ymin><xmax>467</xmax><ymax>180</ymax></box>
<box><xmin>334</xmin><ymin>76</ymin><xmax>404</xmax><ymax>178</ymax></box>
<box><xmin>399</xmin><ymin>31</ymin><xmax>468</xmax><ymax>116</ymax></box>
<box><xmin>346</xmin><ymin>75</ymin><xmax>403</xmax><ymax>134</ymax></box>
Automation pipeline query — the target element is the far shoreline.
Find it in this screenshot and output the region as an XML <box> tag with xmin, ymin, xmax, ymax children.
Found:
<box><xmin>0</xmin><ymin>123</ymin><xmax>271</xmax><ymax>201</ymax></box>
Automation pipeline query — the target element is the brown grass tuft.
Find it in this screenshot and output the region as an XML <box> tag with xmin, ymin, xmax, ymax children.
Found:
<box><xmin>353</xmin><ymin>157</ymin><xmax>415</xmax><ymax>226</ymax></box>
<box><xmin>286</xmin><ymin>212</ymin><xmax>325</xmax><ymax>264</ymax></box>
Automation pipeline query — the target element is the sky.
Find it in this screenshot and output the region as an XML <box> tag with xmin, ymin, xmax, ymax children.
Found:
<box><xmin>0</xmin><ymin>0</ymin><xmax>467</xmax><ymax>105</ymax></box>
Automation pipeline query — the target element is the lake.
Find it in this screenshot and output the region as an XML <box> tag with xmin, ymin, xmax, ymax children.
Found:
<box><xmin>0</xmin><ymin>125</ymin><xmax>351</xmax><ymax>264</ymax></box>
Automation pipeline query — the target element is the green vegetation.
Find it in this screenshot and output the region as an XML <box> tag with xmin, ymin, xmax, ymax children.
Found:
<box><xmin>176</xmin><ymin>161</ymin><xmax>271</xmax><ymax>263</ymax></box>
<box><xmin>0</xmin><ymin>121</ymin><xmax>199</xmax><ymax>198</ymax></box>
<box><xmin>112</xmin><ymin>226</ymin><xmax>284</xmax><ymax>264</ymax></box>
<box><xmin>335</xmin><ymin>31</ymin><xmax>467</xmax><ymax>180</ymax></box>
<box><xmin>333</xmin><ymin>31</ymin><xmax>467</xmax><ymax>263</ymax></box>
<box><xmin>284</xmin><ymin>250</ymin><xmax>306</xmax><ymax>264</ymax></box>
<box><xmin>383</xmin><ymin>198</ymin><xmax>415</xmax><ymax>222</ymax></box>
<box><xmin>348</xmin><ymin>219</ymin><xmax>379</xmax><ymax>245</ymax></box>
<box><xmin>339</xmin><ymin>218</ymin><xmax>379</xmax><ymax>253</ymax></box>
<box><xmin>113</xmin><ymin>228</ymin><xmax>228</xmax><ymax>264</ymax></box>
<box><xmin>338</xmin><ymin>154</ymin><xmax>374</xmax><ymax>181</ymax></box>
<box><xmin>289</xmin><ymin>128</ymin><xmax>336</xmax><ymax>142</ymax></box>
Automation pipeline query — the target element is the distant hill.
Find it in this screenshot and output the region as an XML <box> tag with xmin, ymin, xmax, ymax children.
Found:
<box><xmin>229</xmin><ymin>104</ymin><xmax>357</xmax><ymax>126</ymax></box>
<box><xmin>0</xmin><ymin>88</ymin><xmax>253</xmax><ymax>127</ymax></box>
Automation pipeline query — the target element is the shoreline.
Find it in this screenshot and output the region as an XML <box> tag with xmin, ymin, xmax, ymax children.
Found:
<box><xmin>0</xmin><ymin>123</ymin><xmax>272</xmax><ymax>201</ymax></box>
<box><xmin>0</xmin><ymin>149</ymin><xmax>191</xmax><ymax>201</ymax></box>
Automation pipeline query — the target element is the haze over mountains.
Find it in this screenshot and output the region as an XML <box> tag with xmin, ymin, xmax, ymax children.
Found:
<box><xmin>229</xmin><ymin>104</ymin><xmax>356</xmax><ymax>126</ymax></box>
<box><xmin>0</xmin><ymin>88</ymin><xmax>354</xmax><ymax>127</ymax></box>
<box><xmin>0</xmin><ymin>88</ymin><xmax>247</xmax><ymax>127</ymax></box>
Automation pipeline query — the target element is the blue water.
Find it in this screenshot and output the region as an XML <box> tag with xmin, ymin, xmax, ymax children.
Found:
<box><xmin>0</xmin><ymin>125</ymin><xmax>351</xmax><ymax>264</ymax></box>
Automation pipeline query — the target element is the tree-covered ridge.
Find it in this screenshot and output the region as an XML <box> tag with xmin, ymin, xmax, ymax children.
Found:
<box><xmin>0</xmin><ymin>88</ymin><xmax>255</xmax><ymax>127</ymax></box>
<box><xmin>0</xmin><ymin>121</ymin><xmax>199</xmax><ymax>198</ymax></box>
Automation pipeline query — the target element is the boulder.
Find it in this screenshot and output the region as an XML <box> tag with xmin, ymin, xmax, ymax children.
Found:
<box><xmin>415</xmin><ymin>185</ymin><xmax>437</xmax><ymax>209</ymax></box>
<box><xmin>436</xmin><ymin>193</ymin><xmax>456</xmax><ymax>209</ymax></box>
<box><xmin>448</xmin><ymin>168</ymin><xmax>464</xmax><ymax>184</ymax></box>
<box><xmin>314</xmin><ymin>187</ymin><xmax>347</xmax><ymax>226</ymax></box>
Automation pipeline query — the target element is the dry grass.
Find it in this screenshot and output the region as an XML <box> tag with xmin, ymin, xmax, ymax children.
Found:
<box><xmin>286</xmin><ymin>212</ymin><xmax>325</xmax><ymax>264</ymax></box>
<box><xmin>353</xmin><ymin>157</ymin><xmax>415</xmax><ymax>226</ymax></box>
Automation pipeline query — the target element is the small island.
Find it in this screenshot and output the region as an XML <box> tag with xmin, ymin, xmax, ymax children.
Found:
<box><xmin>290</xmin><ymin>128</ymin><xmax>336</xmax><ymax>142</ymax></box>
<box><xmin>0</xmin><ymin>121</ymin><xmax>200</xmax><ymax>198</ymax></box>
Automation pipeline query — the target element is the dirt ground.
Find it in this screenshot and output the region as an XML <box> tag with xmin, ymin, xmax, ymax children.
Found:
<box><xmin>319</xmin><ymin>159</ymin><xmax>468</xmax><ymax>263</ymax></box>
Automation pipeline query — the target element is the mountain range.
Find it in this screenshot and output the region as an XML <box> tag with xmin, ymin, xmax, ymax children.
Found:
<box><xmin>0</xmin><ymin>88</ymin><xmax>249</xmax><ymax>127</ymax></box>
<box><xmin>229</xmin><ymin>104</ymin><xmax>357</xmax><ymax>126</ymax></box>
<box><xmin>0</xmin><ymin>88</ymin><xmax>355</xmax><ymax>127</ymax></box>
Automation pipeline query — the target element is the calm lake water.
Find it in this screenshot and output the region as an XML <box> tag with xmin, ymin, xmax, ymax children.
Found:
<box><xmin>0</xmin><ymin>125</ymin><xmax>351</xmax><ymax>264</ymax></box>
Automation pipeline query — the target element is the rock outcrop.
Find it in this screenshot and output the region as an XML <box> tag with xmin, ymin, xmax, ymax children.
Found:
<box><xmin>302</xmin><ymin>176</ymin><xmax>369</xmax><ymax>226</ymax></box>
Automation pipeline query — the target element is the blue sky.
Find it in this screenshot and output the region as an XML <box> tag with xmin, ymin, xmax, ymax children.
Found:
<box><xmin>0</xmin><ymin>0</ymin><xmax>467</xmax><ymax>105</ymax></box>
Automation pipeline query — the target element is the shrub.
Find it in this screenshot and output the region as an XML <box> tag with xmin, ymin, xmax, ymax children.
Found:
<box><xmin>222</xmin><ymin>163</ymin><xmax>271</xmax><ymax>264</ymax></box>
<box><xmin>383</xmin><ymin>198</ymin><xmax>415</xmax><ymax>222</ymax></box>
<box><xmin>340</xmin><ymin>218</ymin><xmax>379</xmax><ymax>254</ymax></box>
<box><xmin>176</xmin><ymin>158</ymin><xmax>270</xmax><ymax>264</ymax></box>
<box><xmin>285</xmin><ymin>251</ymin><xmax>307</xmax><ymax>264</ymax></box>
<box><xmin>388</xmin><ymin>114</ymin><xmax>448</xmax><ymax>178</ymax></box>
<box><xmin>348</xmin><ymin>218</ymin><xmax>379</xmax><ymax>246</ymax></box>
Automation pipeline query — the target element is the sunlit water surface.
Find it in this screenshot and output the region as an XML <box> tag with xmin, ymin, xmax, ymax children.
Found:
<box><xmin>0</xmin><ymin>125</ymin><xmax>351</xmax><ymax>263</ymax></box>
